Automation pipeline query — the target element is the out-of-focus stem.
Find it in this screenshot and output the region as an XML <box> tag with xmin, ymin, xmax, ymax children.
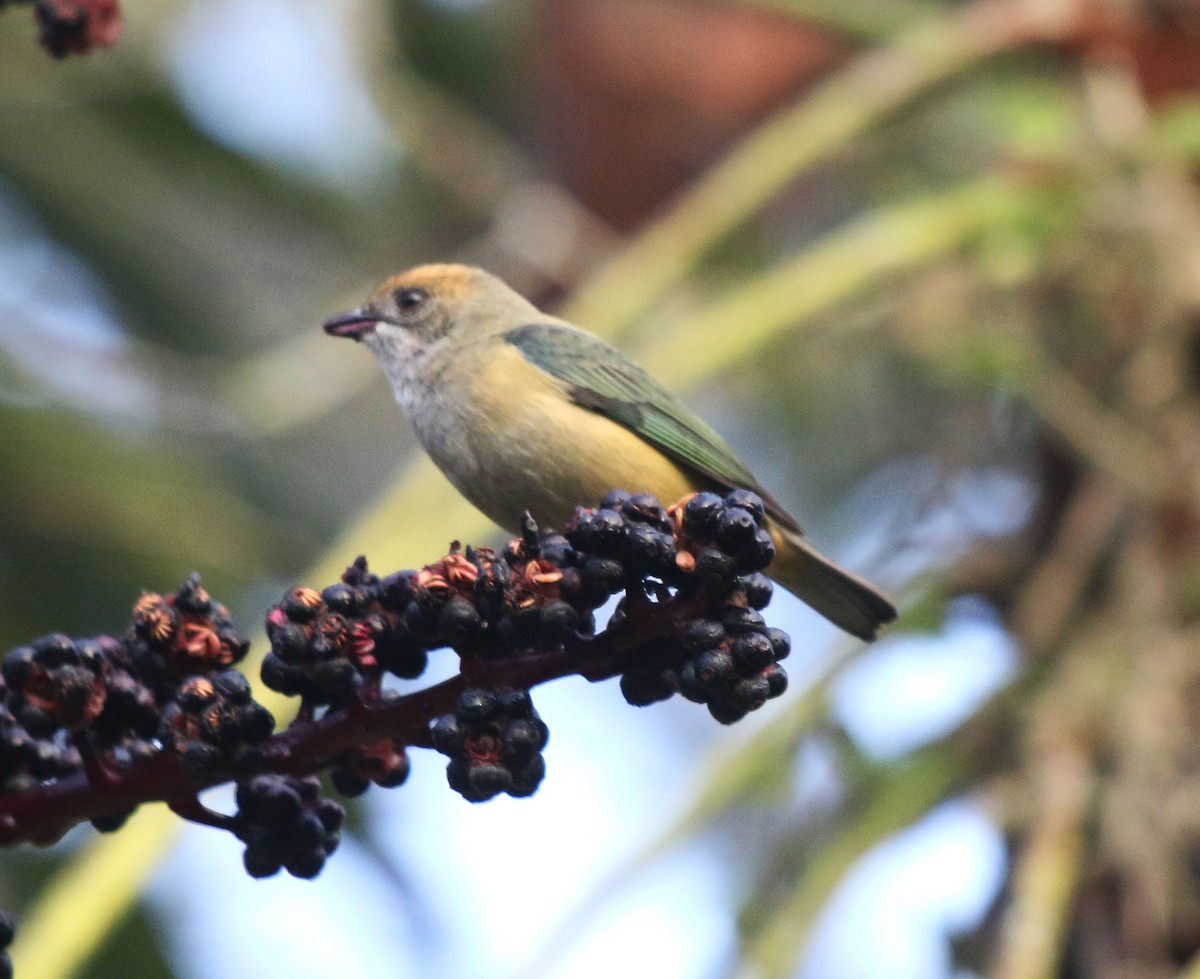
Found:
<box><xmin>564</xmin><ymin>0</ymin><xmax>1080</xmax><ymax>337</ymax></box>
<box><xmin>636</xmin><ymin>173</ymin><xmax>1046</xmax><ymax>388</ymax></box>
<box><xmin>993</xmin><ymin>739</ymin><xmax>1092</xmax><ymax>979</ymax></box>
<box><xmin>733</xmin><ymin>743</ymin><xmax>963</xmax><ymax>979</ymax></box>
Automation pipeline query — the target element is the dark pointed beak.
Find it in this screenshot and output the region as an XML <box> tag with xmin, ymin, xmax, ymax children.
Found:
<box><xmin>323</xmin><ymin>308</ymin><xmax>378</xmax><ymax>341</ymax></box>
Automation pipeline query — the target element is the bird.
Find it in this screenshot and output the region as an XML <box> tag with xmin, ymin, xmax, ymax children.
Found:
<box><xmin>323</xmin><ymin>263</ymin><xmax>897</xmax><ymax>640</ymax></box>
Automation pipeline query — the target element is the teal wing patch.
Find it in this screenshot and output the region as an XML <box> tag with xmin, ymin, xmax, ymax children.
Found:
<box><xmin>504</xmin><ymin>323</ymin><xmax>801</xmax><ymax>532</ymax></box>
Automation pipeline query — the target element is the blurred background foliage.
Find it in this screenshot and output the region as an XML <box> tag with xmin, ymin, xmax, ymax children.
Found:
<box><xmin>3</xmin><ymin>0</ymin><xmax>1200</xmax><ymax>977</ymax></box>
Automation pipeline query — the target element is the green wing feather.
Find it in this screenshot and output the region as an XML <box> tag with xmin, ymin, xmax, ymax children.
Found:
<box><xmin>504</xmin><ymin>323</ymin><xmax>801</xmax><ymax>532</ymax></box>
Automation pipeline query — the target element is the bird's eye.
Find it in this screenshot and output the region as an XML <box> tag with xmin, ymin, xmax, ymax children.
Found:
<box><xmin>395</xmin><ymin>287</ymin><xmax>429</xmax><ymax>311</ymax></box>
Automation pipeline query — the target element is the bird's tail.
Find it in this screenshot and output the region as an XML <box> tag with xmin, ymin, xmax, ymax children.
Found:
<box><xmin>768</xmin><ymin>526</ymin><xmax>898</xmax><ymax>641</ymax></box>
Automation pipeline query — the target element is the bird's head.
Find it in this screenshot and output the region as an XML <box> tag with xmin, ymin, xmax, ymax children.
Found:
<box><xmin>323</xmin><ymin>262</ymin><xmax>544</xmax><ymax>414</ymax></box>
<box><xmin>323</xmin><ymin>263</ymin><xmax>537</xmax><ymax>356</ymax></box>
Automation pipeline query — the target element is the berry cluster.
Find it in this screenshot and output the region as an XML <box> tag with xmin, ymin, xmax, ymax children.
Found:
<box><xmin>330</xmin><ymin>737</ymin><xmax>411</xmax><ymax>798</ymax></box>
<box><xmin>0</xmin><ymin>576</ymin><xmax>270</xmax><ymax>835</ymax></box>
<box><xmin>0</xmin><ymin>0</ymin><xmax>123</xmax><ymax>57</ymax></box>
<box><xmin>37</xmin><ymin>0</ymin><xmax>122</xmax><ymax>56</ymax></box>
<box><xmin>262</xmin><ymin>490</ymin><xmax>788</xmax><ymax>741</ymax></box>
<box><xmin>262</xmin><ymin>532</ymin><xmax>614</xmax><ymax>711</ymax></box>
<box><xmin>263</xmin><ymin>558</ymin><xmax>427</xmax><ymax>710</ymax></box>
<box><xmin>569</xmin><ymin>490</ymin><xmax>789</xmax><ymax>722</ymax></box>
<box><xmin>0</xmin><ymin>488</ymin><xmax>795</xmax><ymax>922</ymax></box>
<box><xmin>159</xmin><ymin>671</ymin><xmax>274</xmax><ymax>781</ymax></box>
<box><xmin>566</xmin><ymin>488</ymin><xmax>776</xmax><ymax>591</ymax></box>
<box><xmin>127</xmin><ymin>574</ymin><xmax>250</xmax><ymax>689</ymax></box>
<box><xmin>234</xmin><ymin>775</ymin><xmax>344</xmax><ymax>879</ymax></box>
<box><xmin>0</xmin><ymin>637</ymin><xmax>94</xmax><ymax>794</ymax></box>
<box><xmin>673</xmin><ymin>577</ymin><xmax>790</xmax><ymax>723</ymax></box>
<box><xmin>430</xmin><ymin>688</ymin><xmax>549</xmax><ymax>802</ymax></box>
